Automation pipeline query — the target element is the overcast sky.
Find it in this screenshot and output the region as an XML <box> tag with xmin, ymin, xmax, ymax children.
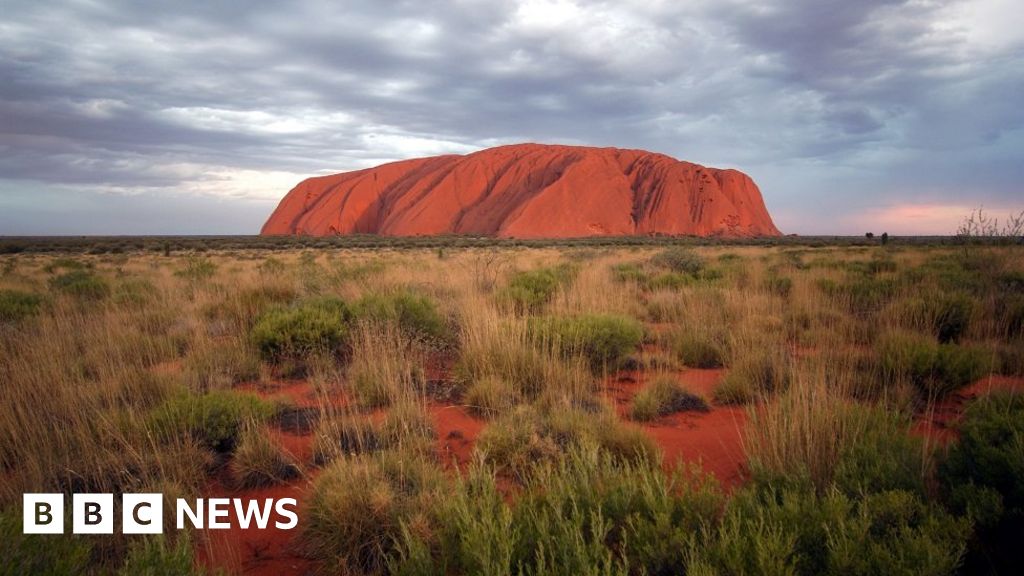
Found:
<box><xmin>1</xmin><ymin>0</ymin><xmax>1021</xmax><ymax>235</ymax></box>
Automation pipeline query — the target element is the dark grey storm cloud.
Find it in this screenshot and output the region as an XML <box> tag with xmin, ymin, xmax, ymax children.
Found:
<box><xmin>1</xmin><ymin>0</ymin><xmax>1021</xmax><ymax>234</ymax></box>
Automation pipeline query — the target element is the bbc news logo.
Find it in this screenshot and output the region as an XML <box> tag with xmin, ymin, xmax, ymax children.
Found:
<box><xmin>23</xmin><ymin>493</ymin><xmax>298</xmax><ymax>534</ymax></box>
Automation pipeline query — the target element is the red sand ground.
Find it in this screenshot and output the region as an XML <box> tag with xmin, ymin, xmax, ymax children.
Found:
<box><xmin>604</xmin><ymin>367</ymin><xmax>747</xmax><ymax>489</ymax></box>
<box><xmin>913</xmin><ymin>375</ymin><xmax>1024</xmax><ymax>443</ymax></box>
<box><xmin>260</xmin><ymin>143</ymin><xmax>781</xmax><ymax>239</ymax></box>
<box><xmin>196</xmin><ymin>365</ymin><xmax>1021</xmax><ymax>575</ymax></box>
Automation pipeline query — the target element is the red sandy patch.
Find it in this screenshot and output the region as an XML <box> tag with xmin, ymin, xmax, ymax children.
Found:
<box><xmin>604</xmin><ymin>368</ymin><xmax>748</xmax><ymax>489</ymax></box>
<box><xmin>196</xmin><ymin>481</ymin><xmax>315</xmax><ymax>576</ymax></box>
<box><xmin>429</xmin><ymin>403</ymin><xmax>486</xmax><ymax>470</ymax></box>
<box><xmin>914</xmin><ymin>375</ymin><xmax>1024</xmax><ymax>443</ymax></box>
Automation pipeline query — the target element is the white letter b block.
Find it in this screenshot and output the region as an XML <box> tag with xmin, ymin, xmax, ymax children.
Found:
<box><xmin>73</xmin><ymin>493</ymin><xmax>113</xmax><ymax>534</ymax></box>
<box><xmin>24</xmin><ymin>494</ymin><xmax>64</xmax><ymax>534</ymax></box>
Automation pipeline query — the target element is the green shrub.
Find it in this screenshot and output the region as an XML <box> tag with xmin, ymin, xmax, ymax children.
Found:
<box><xmin>352</xmin><ymin>290</ymin><xmax>446</xmax><ymax>340</ymax></box>
<box><xmin>651</xmin><ymin>247</ymin><xmax>704</xmax><ymax>275</ymax></box>
<box><xmin>904</xmin><ymin>292</ymin><xmax>975</xmax><ymax>343</ymax></box>
<box><xmin>672</xmin><ymin>332</ymin><xmax>726</xmax><ymax>369</ymax></box>
<box><xmin>118</xmin><ymin>533</ymin><xmax>207</xmax><ymax>575</ymax></box>
<box><xmin>833</xmin><ymin>407</ymin><xmax>927</xmax><ymax>497</ymax></box>
<box><xmin>530</xmin><ymin>314</ymin><xmax>644</xmax><ymax>370</ymax></box>
<box><xmin>0</xmin><ymin>508</ymin><xmax>92</xmax><ymax>576</ymax></box>
<box><xmin>631</xmin><ymin>376</ymin><xmax>709</xmax><ymax>421</ymax></box>
<box><xmin>941</xmin><ymin>392</ymin><xmax>1024</xmax><ymax>520</ymax></box>
<box><xmin>648</xmin><ymin>272</ymin><xmax>693</xmax><ymax>290</ymax></box>
<box><xmin>611</xmin><ymin>262</ymin><xmax>649</xmax><ymax>284</ymax></box>
<box><xmin>230</xmin><ymin>423</ymin><xmax>302</xmax><ymax>488</ymax></box>
<box><xmin>762</xmin><ymin>274</ymin><xmax>793</xmax><ymax>298</ymax></box>
<box><xmin>173</xmin><ymin>256</ymin><xmax>217</xmax><ymax>281</ymax></box>
<box><xmin>251</xmin><ymin>296</ymin><xmax>351</xmax><ymax>360</ymax></box>
<box><xmin>0</xmin><ymin>289</ymin><xmax>44</xmax><ymax>322</ymax></box>
<box><xmin>304</xmin><ymin>450</ymin><xmax>444</xmax><ymax>574</ymax></box>
<box><xmin>393</xmin><ymin>447</ymin><xmax>721</xmax><ymax>576</ymax></box>
<box><xmin>148</xmin><ymin>390</ymin><xmax>277</xmax><ymax>452</ymax></box>
<box><xmin>478</xmin><ymin>405</ymin><xmax>656</xmax><ymax>476</ymax></box>
<box><xmin>702</xmin><ymin>484</ymin><xmax>968</xmax><ymax>576</ymax></box>
<box><xmin>498</xmin><ymin>265</ymin><xmax>575</xmax><ymax>312</ymax></box>
<box><xmin>877</xmin><ymin>332</ymin><xmax>988</xmax><ymax>398</ymax></box>
<box><xmin>49</xmin><ymin>270</ymin><xmax>110</xmax><ymax>300</ymax></box>
<box><xmin>820</xmin><ymin>275</ymin><xmax>897</xmax><ymax>314</ymax></box>
<box><xmin>714</xmin><ymin>350</ymin><xmax>788</xmax><ymax>405</ymax></box>
<box><xmin>464</xmin><ymin>375</ymin><xmax>520</xmax><ymax>418</ymax></box>
<box><xmin>113</xmin><ymin>278</ymin><xmax>159</xmax><ymax>306</ymax></box>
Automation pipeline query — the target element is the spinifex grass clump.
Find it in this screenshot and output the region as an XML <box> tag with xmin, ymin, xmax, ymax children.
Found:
<box><xmin>651</xmin><ymin>247</ymin><xmax>705</xmax><ymax>276</ymax></box>
<box><xmin>907</xmin><ymin>292</ymin><xmax>976</xmax><ymax>343</ymax></box>
<box><xmin>876</xmin><ymin>332</ymin><xmax>988</xmax><ymax>398</ymax></box>
<box><xmin>498</xmin><ymin>264</ymin><xmax>576</xmax><ymax>312</ymax></box>
<box><xmin>671</xmin><ymin>330</ymin><xmax>727</xmax><ymax>368</ymax></box>
<box><xmin>352</xmin><ymin>289</ymin><xmax>447</xmax><ymax>341</ymax></box>
<box><xmin>714</xmin><ymin>348</ymin><xmax>789</xmax><ymax>405</ymax></box>
<box><xmin>49</xmin><ymin>269</ymin><xmax>110</xmax><ymax>300</ymax></box>
<box><xmin>251</xmin><ymin>295</ymin><xmax>351</xmax><ymax>362</ymax></box>
<box><xmin>477</xmin><ymin>404</ymin><xmax>656</xmax><ymax>477</ymax></box>
<box><xmin>304</xmin><ymin>449</ymin><xmax>444</xmax><ymax>575</ymax></box>
<box><xmin>391</xmin><ymin>446</ymin><xmax>722</xmax><ymax>576</ymax></box>
<box><xmin>0</xmin><ymin>289</ymin><xmax>44</xmax><ymax>322</ymax></box>
<box><xmin>529</xmin><ymin>313</ymin><xmax>644</xmax><ymax>371</ymax></box>
<box><xmin>631</xmin><ymin>376</ymin><xmax>709</xmax><ymax>421</ymax></box>
<box><xmin>940</xmin><ymin>392</ymin><xmax>1024</xmax><ymax>572</ymax></box>
<box><xmin>148</xmin><ymin>390</ymin><xmax>278</xmax><ymax>453</ymax></box>
<box><xmin>230</xmin><ymin>422</ymin><xmax>302</xmax><ymax>488</ymax></box>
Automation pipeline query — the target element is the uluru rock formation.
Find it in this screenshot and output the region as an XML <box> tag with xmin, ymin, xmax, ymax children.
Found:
<box><xmin>261</xmin><ymin>143</ymin><xmax>781</xmax><ymax>238</ymax></box>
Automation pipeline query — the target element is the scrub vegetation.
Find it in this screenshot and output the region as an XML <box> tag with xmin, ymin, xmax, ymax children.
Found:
<box><xmin>0</xmin><ymin>239</ymin><xmax>1022</xmax><ymax>574</ymax></box>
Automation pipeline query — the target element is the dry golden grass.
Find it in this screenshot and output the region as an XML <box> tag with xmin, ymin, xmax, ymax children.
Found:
<box><xmin>1</xmin><ymin>243</ymin><xmax>1021</xmax><ymax>573</ymax></box>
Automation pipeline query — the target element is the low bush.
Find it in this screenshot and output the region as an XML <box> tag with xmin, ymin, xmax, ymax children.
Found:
<box><xmin>0</xmin><ymin>289</ymin><xmax>44</xmax><ymax>322</ymax></box>
<box><xmin>651</xmin><ymin>247</ymin><xmax>705</xmax><ymax>276</ymax></box>
<box><xmin>902</xmin><ymin>292</ymin><xmax>975</xmax><ymax>343</ymax></box>
<box><xmin>304</xmin><ymin>450</ymin><xmax>444</xmax><ymax>574</ymax></box>
<box><xmin>148</xmin><ymin>391</ymin><xmax>277</xmax><ymax>452</ymax></box>
<box><xmin>352</xmin><ymin>290</ymin><xmax>447</xmax><ymax>341</ymax></box>
<box><xmin>941</xmin><ymin>391</ymin><xmax>1024</xmax><ymax>531</ymax></box>
<box><xmin>203</xmin><ymin>283</ymin><xmax>298</xmax><ymax>329</ymax></box>
<box><xmin>714</xmin><ymin>350</ymin><xmax>789</xmax><ymax>405</ymax></box>
<box><xmin>701</xmin><ymin>484</ymin><xmax>968</xmax><ymax>576</ymax></box>
<box><xmin>251</xmin><ymin>296</ymin><xmax>351</xmax><ymax>361</ymax></box>
<box><xmin>497</xmin><ymin>265</ymin><xmax>575</xmax><ymax>312</ymax></box>
<box><xmin>477</xmin><ymin>405</ymin><xmax>656</xmax><ymax>477</ymax></box>
<box><xmin>819</xmin><ymin>275</ymin><xmax>897</xmax><ymax>314</ymax></box>
<box><xmin>631</xmin><ymin>376</ymin><xmax>709</xmax><ymax>421</ymax></box>
<box><xmin>117</xmin><ymin>533</ymin><xmax>207</xmax><ymax>576</ymax></box>
<box><xmin>173</xmin><ymin>256</ymin><xmax>217</xmax><ymax>282</ymax></box>
<box><xmin>230</xmin><ymin>423</ymin><xmax>302</xmax><ymax>488</ymax></box>
<box><xmin>671</xmin><ymin>331</ymin><xmax>727</xmax><ymax>369</ymax></box>
<box><xmin>611</xmin><ymin>262</ymin><xmax>649</xmax><ymax>284</ymax></box>
<box><xmin>112</xmin><ymin>278</ymin><xmax>159</xmax><ymax>306</ymax></box>
<box><xmin>463</xmin><ymin>375</ymin><xmax>520</xmax><ymax>418</ymax></box>
<box><xmin>530</xmin><ymin>314</ymin><xmax>644</xmax><ymax>370</ymax></box>
<box><xmin>49</xmin><ymin>270</ymin><xmax>110</xmax><ymax>300</ymax></box>
<box><xmin>762</xmin><ymin>274</ymin><xmax>793</xmax><ymax>298</ymax></box>
<box><xmin>314</xmin><ymin>403</ymin><xmax>435</xmax><ymax>464</ymax></box>
<box><xmin>877</xmin><ymin>332</ymin><xmax>988</xmax><ymax>398</ymax></box>
<box><xmin>0</xmin><ymin>508</ymin><xmax>93</xmax><ymax>576</ymax></box>
<box><xmin>393</xmin><ymin>447</ymin><xmax>722</xmax><ymax>576</ymax></box>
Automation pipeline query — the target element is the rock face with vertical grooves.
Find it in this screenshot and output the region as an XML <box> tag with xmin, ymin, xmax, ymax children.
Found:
<box><xmin>261</xmin><ymin>143</ymin><xmax>782</xmax><ymax>238</ymax></box>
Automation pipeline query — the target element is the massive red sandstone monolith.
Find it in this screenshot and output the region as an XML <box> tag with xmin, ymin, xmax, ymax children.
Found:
<box><xmin>261</xmin><ymin>143</ymin><xmax>782</xmax><ymax>238</ymax></box>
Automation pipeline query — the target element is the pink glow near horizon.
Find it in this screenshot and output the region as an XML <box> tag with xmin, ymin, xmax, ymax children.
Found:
<box><xmin>834</xmin><ymin>203</ymin><xmax>1021</xmax><ymax>236</ymax></box>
